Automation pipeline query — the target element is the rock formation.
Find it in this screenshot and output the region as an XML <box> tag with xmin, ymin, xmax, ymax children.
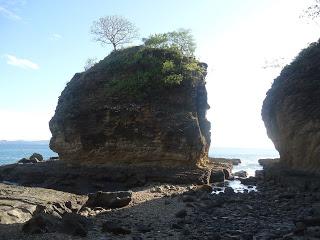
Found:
<box><xmin>49</xmin><ymin>46</ymin><xmax>210</xmax><ymax>167</ymax></box>
<box><xmin>0</xmin><ymin>183</ymin><xmax>85</xmax><ymax>224</ymax></box>
<box><xmin>262</xmin><ymin>40</ymin><xmax>320</xmax><ymax>172</ymax></box>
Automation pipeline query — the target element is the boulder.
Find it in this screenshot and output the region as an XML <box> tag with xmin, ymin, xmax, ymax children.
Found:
<box><xmin>22</xmin><ymin>213</ymin><xmax>60</xmax><ymax>234</ymax></box>
<box><xmin>18</xmin><ymin>158</ymin><xmax>32</xmax><ymax>164</ymax></box>
<box><xmin>83</xmin><ymin>191</ymin><xmax>132</xmax><ymax>209</ymax></box>
<box><xmin>234</xmin><ymin>170</ymin><xmax>248</xmax><ymax>178</ymax></box>
<box><xmin>60</xmin><ymin>213</ymin><xmax>90</xmax><ymax>237</ymax></box>
<box><xmin>49</xmin><ymin>47</ymin><xmax>211</xmax><ymax>169</ymax></box>
<box><xmin>30</xmin><ymin>153</ymin><xmax>44</xmax><ymax>162</ymax></box>
<box><xmin>208</xmin><ymin>160</ymin><xmax>233</xmax><ymax>182</ymax></box>
<box><xmin>17</xmin><ymin>153</ymin><xmax>44</xmax><ymax>164</ymax></box>
<box><xmin>210</xmin><ymin>169</ymin><xmax>225</xmax><ymax>182</ymax></box>
<box><xmin>22</xmin><ymin>212</ymin><xmax>90</xmax><ymax>237</ymax></box>
<box><xmin>262</xmin><ymin>40</ymin><xmax>320</xmax><ymax>172</ymax></box>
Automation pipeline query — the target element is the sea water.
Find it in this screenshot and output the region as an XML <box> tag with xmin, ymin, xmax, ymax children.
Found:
<box><xmin>209</xmin><ymin>147</ymin><xmax>279</xmax><ymax>176</ymax></box>
<box><xmin>0</xmin><ymin>141</ymin><xmax>57</xmax><ymax>165</ymax></box>
<box><xmin>209</xmin><ymin>147</ymin><xmax>279</xmax><ymax>193</ymax></box>
<box><xmin>0</xmin><ymin>142</ymin><xmax>279</xmax><ymax>175</ymax></box>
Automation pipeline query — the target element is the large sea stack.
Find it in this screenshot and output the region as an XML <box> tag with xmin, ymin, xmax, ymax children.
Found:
<box><xmin>262</xmin><ymin>40</ymin><xmax>320</xmax><ymax>172</ymax></box>
<box><xmin>50</xmin><ymin>46</ymin><xmax>211</xmax><ymax>168</ymax></box>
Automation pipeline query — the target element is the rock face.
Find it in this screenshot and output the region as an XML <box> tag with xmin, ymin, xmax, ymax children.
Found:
<box><xmin>262</xmin><ymin>40</ymin><xmax>320</xmax><ymax>172</ymax></box>
<box><xmin>50</xmin><ymin>47</ymin><xmax>210</xmax><ymax>167</ymax></box>
<box><xmin>0</xmin><ymin>183</ymin><xmax>85</xmax><ymax>224</ymax></box>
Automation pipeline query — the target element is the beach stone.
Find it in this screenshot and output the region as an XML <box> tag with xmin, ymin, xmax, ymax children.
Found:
<box><xmin>22</xmin><ymin>213</ymin><xmax>60</xmax><ymax>234</ymax></box>
<box><xmin>18</xmin><ymin>158</ymin><xmax>39</xmax><ymax>164</ymax></box>
<box><xmin>240</xmin><ymin>177</ymin><xmax>257</xmax><ymax>185</ymax></box>
<box><xmin>61</xmin><ymin>213</ymin><xmax>89</xmax><ymax>237</ymax></box>
<box><xmin>84</xmin><ymin>191</ymin><xmax>132</xmax><ymax>209</ymax></box>
<box><xmin>234</xmin><ymin>170</ymin><xmax>248</xmax><ymax>178</ymax></box>
<box><xmin>30</xmin><ymin>153</ymin><xmax>44</xmax><ymax>162</ymax></box>
<box><xmin>210</xmin><ymin>169</ymin><xmax>225</xmax><ymax>182</ymax></box>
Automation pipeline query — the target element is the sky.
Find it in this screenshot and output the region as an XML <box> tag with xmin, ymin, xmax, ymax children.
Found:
<box><xmin>0</xmin><ymin>0</ymin><xmax>319</xmax><ymax>149</ymax></box>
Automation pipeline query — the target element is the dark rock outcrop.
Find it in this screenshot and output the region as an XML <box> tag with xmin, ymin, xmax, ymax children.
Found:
<box><xmin>83</xmin><ymin>190</ymin><xmax>132</xmax><ymax>209</ymax></box>
<box><xmin>49</xmin><ymin>47</ymin><xmax>210</xmax><ymax>168</ymax></box>
<box><xmin>0</xmin><ymin>160</ymin><xmax>229</xmax><ymax>193</ymax></box>
<box><xmin>18</xmin><ymin>153</ymin><xmax>44</xmax><ymax>164</ymax></box>
<box><xmin>262</xmin><ymin>40</ymin><xmax>320</xmax><ymax>172</ymax></box>
<box><xmin>0</xmin><ymin>183</ymin><xmax>85</xmax><ymax>224</ymax></box>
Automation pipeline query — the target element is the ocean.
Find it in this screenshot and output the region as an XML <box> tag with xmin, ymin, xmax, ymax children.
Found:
<box><xmin>209</xmin><ymin>147</ymin><xmax>279</xmax><ymax>176</ymax></box>
<box><xmin>0</xmin><ymin>141</ymin><xmax>57</xmax><ymax>165</ymax></box>
<box><xmin>0</xmin><ymin>142</ymin><xmax>279</xmax><ymax>176</ymax></box>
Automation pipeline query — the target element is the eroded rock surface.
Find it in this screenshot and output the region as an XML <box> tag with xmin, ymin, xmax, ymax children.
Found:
<box><xmin>0</xmin><ymin>160</ymin><xmax>230</xmax><ymax>194</ymax></box>
<box><xmin>262</xmin><ymin>40</ymin><xmax>320</xmax><ymax>172</ymax></box>
<box><xmin>0</xmin><ymin>183</ymin><xmax>85</xmax><ymax>224</ymax></box>
<box><xmin>49</xmin><ymin>47</ymin><xmax>210</xmax><ymax>168</ymax></box>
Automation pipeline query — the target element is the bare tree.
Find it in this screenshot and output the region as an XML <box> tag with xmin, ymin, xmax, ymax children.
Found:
<box><xmin>262</xmin><ymin>57</ymin><xmax>288</xmax><ymax>70</ymax></box>
<box><xmin>91</xmin><ymin>15</ymin><xmax>139</xmax><ymax>50</ymax></box>
<box><xmin>84</xmin><ymin>57</ymin><xmax>97</xmax><ymax>71</ymax></box>
<box><xmin>301</xmin><ymin>0</ymin><xmax>320</xmax><ymax>24</ymax></box>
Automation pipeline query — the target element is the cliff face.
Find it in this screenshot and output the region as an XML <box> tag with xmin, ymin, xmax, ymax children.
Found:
<box><xmin>262</xmin><ymin>41</ymin><xmax>320</xmax><ymax>172</ymax></box>
<box><xmin>50</xmin><ymin>47</ymin><xmax>210</xmax><ymax>167</ymax></box>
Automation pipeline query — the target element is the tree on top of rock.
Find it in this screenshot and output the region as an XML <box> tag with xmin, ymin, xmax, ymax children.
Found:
<box><xmin>143</xmin><ymin>29</ymin><xmax>196</xmax><ymax>57</ymax></box>
<box><xmin>91</xmin><ymin>15</ymin><xmax>139</xmax><ymax>51</ymax></box>
<box><xmin>84</xmin><ymin>57</ymin><xmax>97</xmax><ymax>71</ymax></box>
<box><xmin>301</xmin><ymin>0</ymin><xmax>320</xmax><ymax>23</ymax></box>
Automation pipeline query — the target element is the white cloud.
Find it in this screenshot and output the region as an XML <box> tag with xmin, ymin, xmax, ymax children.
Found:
<box><xmin>4</xmin><ymin>54</ymin><xmax>39</xmax><ymax>70</ymax></box>
<box><xmin>49</xmin><ymin>33</ymin><xmax>62</xmax><ymax>41</ymax></box>
<box><xmin>0</xmin><ymin>6</ymin><xmax>21</xmax><ymax>20</ymax></box>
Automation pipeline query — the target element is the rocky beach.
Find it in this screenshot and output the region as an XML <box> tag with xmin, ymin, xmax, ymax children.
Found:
<box><xmin>0</xmin><ymin>159</ymin><xmax>320</xmax><ymax>240</ymax></box>
<box><xmin>1</xmin><ymin>40</ymin><xmax>320</xmax><ymax>240</ymax></box>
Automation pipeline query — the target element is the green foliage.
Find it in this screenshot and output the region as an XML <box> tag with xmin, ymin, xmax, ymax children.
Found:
<box><xmin>92</xmin><ymin>46</ymin><xmax>206</xmax><ymax>99</ymax></box>
<box><xmin>162</xmin><ymin>60</ymin><xmax>175</xmax><ymax>73</ymax></box>
<box><xmin>164</xmin><ymin>74</ymin><xmax>183</xmax><ymax>85</ymax></box>
<box><xmin>143</xmin><ymin>34</ymin><xmax>169</xmax><ymax>49</ymax></box>
<box><xmin>143</xmin><ymin>29</ymin><xmax>196</xmax><ymax>57</ymax></box>
<box><xmin>183</xmin><ymin>62</ymin><xmax>203</xmax><ymax>74</ymax></box>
